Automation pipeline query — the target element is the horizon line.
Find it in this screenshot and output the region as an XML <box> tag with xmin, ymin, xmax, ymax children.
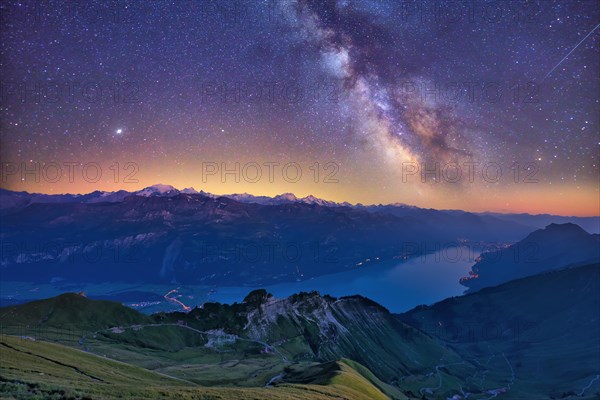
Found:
<box><xmin>1</xmin><ymin>184</ymin><xmax>599</xmax><ymax>219</ymax></box>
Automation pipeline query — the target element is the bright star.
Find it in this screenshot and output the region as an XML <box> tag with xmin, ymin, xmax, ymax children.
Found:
<box><xmin>116</xmin><ymin>129</ymin><xmax>123</xmax><ymax>135</ymax></box>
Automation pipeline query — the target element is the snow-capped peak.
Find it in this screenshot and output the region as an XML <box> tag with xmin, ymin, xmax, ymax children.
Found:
<box><xmin>274</xmin><ymin>193</ymin><xmax>298</xmax><ymax>202</ymax></box>
<box><xmin>181</xmin><ymin>187</ymin><xmax>199</xmax><ymax>194</ymax></box>
<box><xmin>227</xmin><ymin>192</ymin><xmax>256</xmax><ymax>200</ymax></box>
<box><xmin>299</xmin><ymin>194</ymin><xmax>340</xmax><ymax>207</ymax></box>
<box><xmin>135</xmin><ymin>184</ymin><xmax>179</xmax><ymax>197</ymax></box>
<box><xmin>301</xmin><ymin>195</ymin><xmax>326</xmax><ymax>204</ymax></box>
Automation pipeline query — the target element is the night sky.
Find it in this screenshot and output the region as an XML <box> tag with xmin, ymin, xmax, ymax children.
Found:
<box><xmin>1</xmin><ymin>0</ymin><xmax>598</xmax><ymax>215</ymax></box>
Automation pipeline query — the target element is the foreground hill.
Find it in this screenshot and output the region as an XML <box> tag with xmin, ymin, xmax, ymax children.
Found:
<box><xmin>460</xmin><ymin>223</ymin><xmax>600</xmax><ymax>292</ymax></box>
<box><xmin>154</xmin><ymin>290</ymin><xmax>465</xmax><ymax>383</ymax></box>
<box><xmin>0</xmin><ymin>335</ymin><xmax>395</xmax><ymax>400</ymax></box>
<box><xmin>0</xmin><ymin>291</ymin><xmax>472</xmax><ymax>399</ymax></box>
<box><xmin>0</xmin><ymin>292</ymin><xmax>150</xmax><ymax>331</ymax></box>
<box><xmin>399</xmin><ymin>263</ymin><xmax>600</xmax><ymax>398</ymax></box>
<box><xmin>4</xmin><ymin>273</ymin><xmax>597</xmax><ymax>399</ymax></box>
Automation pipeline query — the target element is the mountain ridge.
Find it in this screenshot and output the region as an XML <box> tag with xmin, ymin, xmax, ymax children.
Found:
<box><xmin>0</xmin><ymin>289</ymin><xmax>469</xmax><ymax>398</ymax></box>
<box><xmin>2</xmin><ymin>185</ymin><xmax>599</xmax><ymax>220</ymax></box>
<box><xmin>460</xmin><ymin>222</ymin><xmax>600</xmax><ymax>292</ymax></box>
<box><xmin>398</xmin><ymin>262</ymin><xmax>600</xmax><ymax>398</ymax></box>
<box><xmin>0</xmin><ymin>190</ymin><xmax>516</xmax><ymax>285</ymax></box>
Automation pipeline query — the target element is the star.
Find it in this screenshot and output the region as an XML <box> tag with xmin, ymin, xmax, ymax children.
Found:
<box><xmin>0</xmin><ymin>0</ymin><xmax>596</xmax><ymax>215</ymax></box>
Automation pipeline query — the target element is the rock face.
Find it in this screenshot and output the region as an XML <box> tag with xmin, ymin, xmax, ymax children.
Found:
<box><xmin>460</xmin><ymin>223</ymin><xmax>600</xmax><ymax>292</ymax></box>
<box><xmin>239</xmin><ymin>291</ymin><xmax>462</xmax><ymax>382</ymax></box>
<box><xmin>151</xmin><ymin>289</ymin><xmax>464</xmax><ymax>384</ymax></box>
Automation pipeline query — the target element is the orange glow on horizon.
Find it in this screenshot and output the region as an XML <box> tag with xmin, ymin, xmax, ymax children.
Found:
<box><xmin>2</xmin><ymin>175</ymin><xmax>598</xmax><ymax>218</ymax></box>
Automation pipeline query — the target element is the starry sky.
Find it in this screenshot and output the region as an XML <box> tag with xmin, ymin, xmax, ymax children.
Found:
<box><xmin>1</xmin><ymin>0</ymin><xmax>598</xmax><ymax>216</ymax></box>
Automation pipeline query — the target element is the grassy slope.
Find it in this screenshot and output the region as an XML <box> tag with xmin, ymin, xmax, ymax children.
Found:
<box><xmin>0</xmin><ymin>335</ymin><xmax>395</xmax><ymax>400</ymax></box>
<box><xmin>0</xmin><ymin>293</ymin><xmax>150</xmax><ymax>331</ymax></box>
<box><xmin>399</xmin><ymin>263</ymin><xmax>600</xmax><ymax>399</ymax></box>
<box><xmin>0</xmin><ymin>291</ymin><xmax>469</xmax><ymax>395</ymax></box>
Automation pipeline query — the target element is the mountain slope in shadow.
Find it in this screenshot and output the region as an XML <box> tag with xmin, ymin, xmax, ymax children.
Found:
<box><xmin>460</xmin><ymin>223</ymin><xmax>600</xmax><ymax>292</ymax></box>
<box><xmin>399</xmin><ymin>263</ymin><xmax>600</xmax><ymax>399</ymax></box>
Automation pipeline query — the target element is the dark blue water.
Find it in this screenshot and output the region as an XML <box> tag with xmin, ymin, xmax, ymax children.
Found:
<box><xmin>0</xmin><ymin>247</ymin><xmax>479</xmax><ymax>314</ymax></box>
<box><xmin>211</xmin><ymin>246</ymin><xmax>479</xmax><ymax>313</ymax></box>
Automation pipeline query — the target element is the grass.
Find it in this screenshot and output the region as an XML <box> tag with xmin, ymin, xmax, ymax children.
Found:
<box><xmin>1</xmin><ymin>290</ymin><xmax>467</xmax><ymax>393</ymax></box>
<box><xmin>0</xmin><ymin>335</ymin><xmax>398</xmax><ymax>400</ymax></box>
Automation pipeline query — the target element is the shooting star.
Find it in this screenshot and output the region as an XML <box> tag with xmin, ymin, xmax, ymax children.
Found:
<box><xmin>542</xmin><ymin>23</ymin><xmax>600</xmax><ymax>82</ymax></box>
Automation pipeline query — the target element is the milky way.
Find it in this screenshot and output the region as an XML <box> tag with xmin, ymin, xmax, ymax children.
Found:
<box><xmin>288</xmin><ymin>0</ymin><xmax>474</xmax><ymax>168</ymax></box>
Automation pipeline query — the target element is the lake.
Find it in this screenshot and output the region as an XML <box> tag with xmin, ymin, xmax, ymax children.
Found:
<box><xmin>0</xmin><ymin>247</ymin><xmax>480</xmax><ymax>314</ymax></box>
<box><xmin>210</xmin><ymin>246</ymin><xmax>479</xmax><ymax>313</ymax></box>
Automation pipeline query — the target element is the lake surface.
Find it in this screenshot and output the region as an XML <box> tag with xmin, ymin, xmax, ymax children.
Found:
<box><xmin>211</xmin><ymin>246</ymin><xmax>479</xmax><ymax>313</ymax></box>
<box><xmin>0</xmin><ymin>247</ymin><xmax>480</xmax><ymax>314</ymax></box>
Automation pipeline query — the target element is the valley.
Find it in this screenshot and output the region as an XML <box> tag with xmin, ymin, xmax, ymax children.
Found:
<box><xmin>1</xmin><ymin>189</ymin><xmax>598</xmax><ymax>399</ymax></box>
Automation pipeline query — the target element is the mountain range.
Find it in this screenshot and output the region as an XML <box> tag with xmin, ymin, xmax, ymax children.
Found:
<box><xmin>1</xmin><ymin>184</ymin><xmax>598</xmax><ymax>398</ymax></box>
<box><xmin>0</xmin><ymin>189</ymin><xmax>451</xmax><ymax>285</ymax></box>
<box><xmin>1</xmin><ymin>185</ymin><xmax>598</xmax><ymax>288</ymax></box>
<box><xmin>2</xmin><ymin>184</ymin><xmax>598</xmax><ymax>233</ymax></box>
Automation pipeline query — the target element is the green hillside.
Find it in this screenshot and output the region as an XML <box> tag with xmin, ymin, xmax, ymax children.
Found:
<box><xmin>9</xmin><ymin>276</ymin><xmax>596</xmax><ymax>400</ymax></box>
<box><xmin>150</xmin><ymin>291</ymin><xmax>468</xmax><ymax>385</ymax></box>
<box><xmin>0</xmin><ymin>291</ymin><xmax>469</xmax><ymax>387</ymax></box>
<box><xmin>399</xmin><ymin>263</ymin><xmax>600</xmax><ymax>399</ymax></box>
<box><xmin>0</xmin><ymin>292</ymin><xmax>150</xmax><ymax>330</ymax></box>
<box><xmin>279</xmin><ymin>359</ymin><xmax>408</xmax><ymax>399</ymax></box>
<box><xmin>0</xmin><ymin>291</ymin><xmax>475</xmax><ymax>399</ymax></box>
<box><xmin>0</xmin><ymin>334</ymin><xmax>396</xmax><ymax>400</ymax></box>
